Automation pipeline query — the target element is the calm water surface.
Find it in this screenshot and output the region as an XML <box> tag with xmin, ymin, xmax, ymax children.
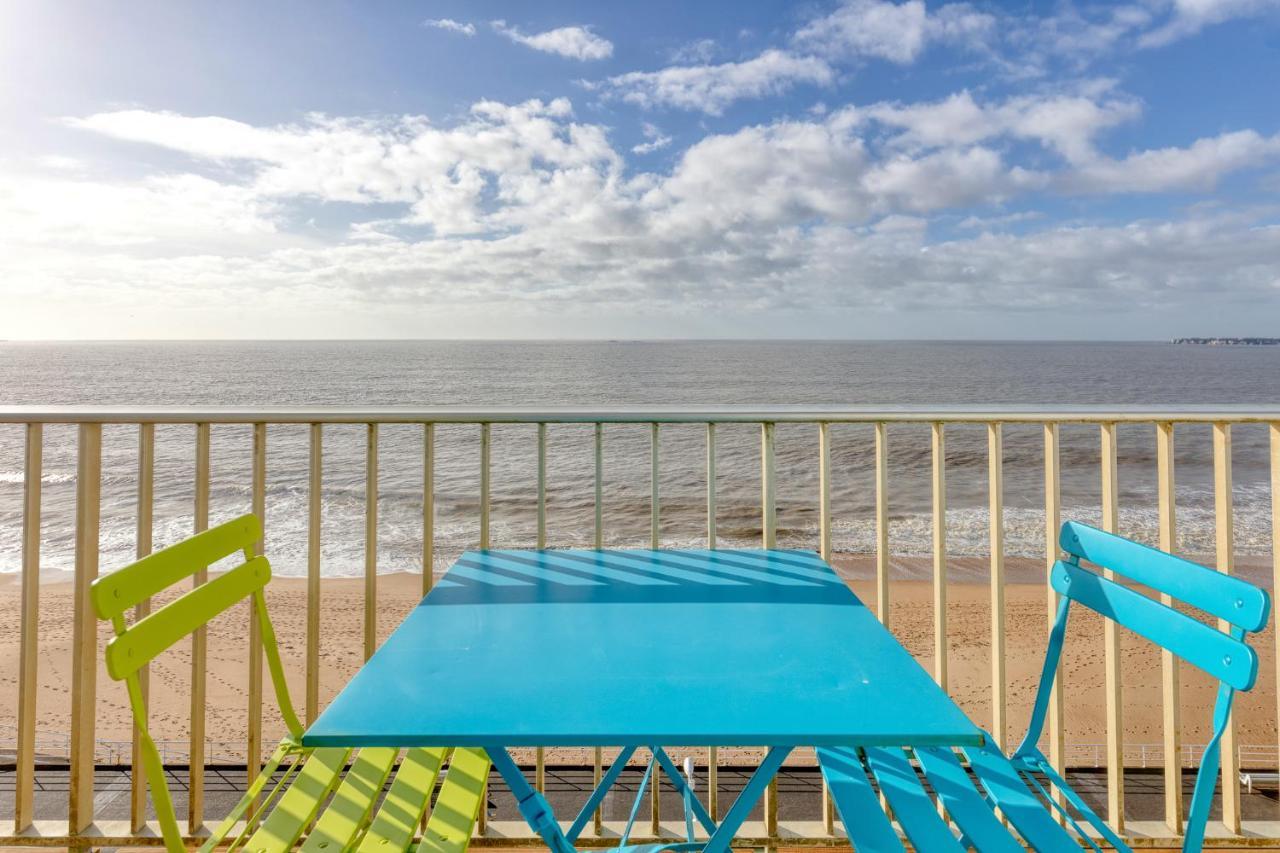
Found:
<box><xmin>1</xmin><ymin>341</ymin><xmax>1277</xmax><ymax>581</ymax></box>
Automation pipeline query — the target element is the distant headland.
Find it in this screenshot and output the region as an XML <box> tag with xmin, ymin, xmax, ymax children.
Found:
<box><xmin>1173</xmin><ymin>337</ymin><xmax>1280</xmax><ymax>345</ymax></box>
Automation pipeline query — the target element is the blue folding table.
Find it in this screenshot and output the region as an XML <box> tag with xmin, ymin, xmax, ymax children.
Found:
<box><xmin>304</xmin><ymin>548</ymin><xmax>983</xmax><ymax>853</ymax></box>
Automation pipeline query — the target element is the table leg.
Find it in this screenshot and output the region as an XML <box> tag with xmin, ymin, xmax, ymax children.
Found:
<box><xmin>568</xmin><ymin>745</ymin><xmax>638</xmax><ymax>842</ymax></box>
<box><xmin>487</xmin><ymin>747</ymin><xmax>576</xmax><ymax>853</ymax></box>
<box><xmin>652</xmin><ymin>746</ymin><xmax>716</xmax><ymax>835</ymax></box>
<box><xmin>701</xmin><ymin>746</ymin><xmax>792</xmax><ymax>853</ymax></box>
<box><xmin>489</xmin><ymin>744</ymin><xmax>791</xmax><ymax>853</ymax></box>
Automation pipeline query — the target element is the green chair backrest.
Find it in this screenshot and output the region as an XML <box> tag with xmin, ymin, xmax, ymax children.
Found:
<box><xmin>91</xmin><ymin>513</ymin><xmax>304</xmax><ymax>849</ymax></box>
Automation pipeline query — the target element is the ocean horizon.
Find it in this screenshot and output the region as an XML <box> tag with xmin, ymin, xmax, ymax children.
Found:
<box><xmin>3</xmin><ymin>339</ymin><xmax>1277</xmax><ymax>583</ymax></box>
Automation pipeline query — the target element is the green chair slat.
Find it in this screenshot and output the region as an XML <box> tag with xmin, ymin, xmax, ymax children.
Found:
<box><xmin>246</xmin><ymin>747</ymin><xmax>352</xmax><ymax>853</ymax></box>
<box><xmin>358</xmin><ymin>748</ymin><xmax>450</xmax><ymax>853</ymax></box>
<box><xmin>417</xmin><ymin>748</ymin><xmax>491</xmax><ymax>853</ymax></box>
<box><xmin>104</xmin><ymin>556</ymin><xmax>271</xmax><ymax>679</ymax></box>
<box><xmin>912</xmin><ymin>747</ymin><xmax>1026</xmax><ymax>853</ymax></box>
<box><xmin>862</xmin><ymin>748</ymin><xmax>965</xmax><ymax>852</ymax></box>
<box><xmin>300</xmin><ymin>747</ymin><xmax>399</xmax><ymax>853</ymax></box>
<box><xmin>92</xmin><ymin>513</ymin><xmax>260</xmax><ymax>620</ymax></box>
<box><xmin>815</xmin><ymin>747</ymin><xmax>904</xmax><ymax>853</ymax></box>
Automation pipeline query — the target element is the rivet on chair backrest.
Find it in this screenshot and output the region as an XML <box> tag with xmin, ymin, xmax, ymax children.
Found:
<box><xmin>1224</xmin><ymin>655</ymin><xmax>1233</xmax><ymax>666</ymax></box>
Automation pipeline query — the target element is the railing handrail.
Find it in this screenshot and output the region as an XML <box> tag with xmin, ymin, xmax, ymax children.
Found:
<box><xmin>3</xmin><ymin>404</ymin><xmax>1280</xmax><ymax>424</ymax></box>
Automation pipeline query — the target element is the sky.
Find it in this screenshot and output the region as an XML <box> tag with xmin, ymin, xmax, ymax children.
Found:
<box><xmin>1</xmin><ymin>0</ymin><xmax>1278</xmax><ymax>340</ymax></box>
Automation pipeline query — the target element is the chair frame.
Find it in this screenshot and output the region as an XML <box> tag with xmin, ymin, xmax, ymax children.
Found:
<box><xmin>1006</xmin><ymin>520</ymin><xmax>1269</xmax><ymax>852</ymax></box>
<box><xmin>815</xmin><ymin>521</ymin><xmax>1269</xmax><ymax>853</ymax></box>
<box><xmin>92</xmin><ymin>513</ymin><xmax>489</xmax><ymax>853</ymax></box>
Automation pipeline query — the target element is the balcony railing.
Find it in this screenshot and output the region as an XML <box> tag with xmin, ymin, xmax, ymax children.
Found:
<box><xmin>1</xmin><ymin>405</ymin><xmax>1278</xmax><ymax>848</ymax></box>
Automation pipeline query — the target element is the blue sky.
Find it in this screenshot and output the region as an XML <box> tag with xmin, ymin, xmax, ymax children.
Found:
<box><xmin>1</xmin><ymin>1</ymin><xmax>1278</xmax><ymax>339</ymax></box>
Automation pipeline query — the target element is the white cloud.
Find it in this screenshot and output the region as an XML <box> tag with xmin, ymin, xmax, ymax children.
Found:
<box><xmin>957</xmin><ymin>210</ymin><xmax>1043</xmax><ymax>230</ymax></box>
<box><xmin>1069</xmin><ymin>129</ymin><xmax>1280</xmax><ymax>192</ymax></box>
<box><xmin>15</xmin><ymin>94</ymin><xmax>1278</xmax><ymax>335</ymax></box>
<box><xmin>669</xmin><ymin>38</ymin><xmax>718</xmax><ymax>64</ymax></box>
<box><xmin>1140</xmin><ymin>0</ymin><xmax>1280</xmax><ymax>47</ymax></box>
<box><xmin>491</xmin><ymin>20</ymin><xmax>613</xmax><ymax>60</ymax></box>
<box><xmin>632</xmin><ymin>122</ymin><xmax>673</xmax><ymax>155</ymax></box>
<box><xmin>990</xmin><ymin>0</ymin><xmax>1279</xmax><ymax>76</ymax></box>
<box><xmin>592</xmin><ymin>49</ymin><xmax>835</xmax><ymax>114</ymax></box>
<box><xmin>36</xmin><ymin>154</ymin><xmax>86</xmax><ymax>171</ymax></box>
<box><xmin>862</xmin><ymin>147</ymin><xmax>1043</xmax><ymax>212</ymax></box>
<box><xmin>423</xmin><ymin>18</ymin><xmax>476</xmax><ymax>36</ymax></box>
<box><xmin>863</xmin><ymin>88</ymin><xmax>1143</xmax><ymax>164</ymax></box>
<box><xmin>793</xmin><ymin>0</ymin><xmax>994</xmax><ymax>64</ymax></box>
<box><xmin>0</xmin><ymin>172</ymin><xmax>279</xmax><ymax>248</ymax></box>
<box><xmin>68</xmin><ymin>99</ymin><xmax>619</xmax><ymax>235</ymax></box>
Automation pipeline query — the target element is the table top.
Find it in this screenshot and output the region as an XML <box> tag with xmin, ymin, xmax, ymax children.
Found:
<box><xmin>303</xmin><ymin>548</ymin><xmax>983</xmax><ymax>749</ymax></box>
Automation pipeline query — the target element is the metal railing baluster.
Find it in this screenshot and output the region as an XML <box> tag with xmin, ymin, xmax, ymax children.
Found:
<box><xmin>424</xmin><ymin>423</ymin><xmax>435</xmax><ymax>595</ymax></box>
<box><xmin>651</xmin><ymin>423</ymin><xmax>660</xmax><ymax>550</ymax></box>
<box><xmin>480</xmin><ymin>423</ymin><xmax>491</xmax><ymax>550</ymax></box>
<box><xmin>69</xmin><ymin>423</ymin><xmax>101</xmax><ymax>839</ymax></box>
<box><xmin>931</xmin><ymin>422</ymin><xmax>947</xmax><ymax>691</ymax></box>
<box><xmin>875</xmin><ymin>423</ymin><xmax>889</xmax><ymax>625</ymax></box>
<box><xmin>365</xmin><ymin>423</ymin><xmax>378</xmax><ymax>660</ymax></box>
<box><xmin>189</xmin><ymin>423</ymin><xmax>210</xmax><ymax>833</ymax></box>
<box><xmin>248</xmin><ymin>423</ymin><xmax>265</xmax><ymax>811</ymax></box>
<box><xmin>1044</xmin><ymin>423</ymin><xmax>1066</xmax><ymax>817</ymax></box>
<box><xmin>536</xmin><ymin>422</ymin><xmax>547</xmax><ymax>795</ymax></box>
<box><xmin>1100</xmin><ymin>422</ymin><xmax>1124</xmax><ymax>833</ymax></box>
<box><xmin>1214</xmin><ymin>422</ymin><xmax>1241</xmax><ymax>833</ymax></box>
<box><xmin>988</xmin><ymin>422</ymin><xmax>1006</xmax><ymax>750</ymax></box>
<box><xmin>1156</xmin><ymin>422</ymin><xmax>1182</xmax><ymax>834</ymax></box>
<box><xmin>306</xmin><ymin>423</ymin><xmax>322</xmax><ymax>724</ymax></box>
<box><xmin>15</xmin><ymin>423</ymin><xmax>42</xmax><ymax>833</ymax></box>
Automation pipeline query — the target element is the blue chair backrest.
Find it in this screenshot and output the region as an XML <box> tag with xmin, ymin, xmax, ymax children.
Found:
<box><xmin>1039</xmin><ymin>521</ymin><xmax>1271</xmax><ymax>853</ymax></box>
<box><xmin>1055</xmin><ymin>521</ymin><xmax>1268</xmax><ymax>689</ymax></box>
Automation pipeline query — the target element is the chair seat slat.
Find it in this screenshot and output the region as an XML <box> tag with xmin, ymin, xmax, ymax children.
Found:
<box><xmin>961</xmin><ymin>740</ymin><xmax>1086</xmax><ymax>853</ymax></box>
<box><xmin>246</xmin><ymin>747</ymin><xmax>352</xmax><ymax>853</ymax></box>
<box><xmin>913</xmin><ymin>747</ymin><xmax>1026</xmax><ymax>853</ymax></box>
<box><xmin>863</xmin><ymin>748</ymin><xmax>965</xmax><ymax>852</ymax></box>
<box><xmin>299</xmin><ymin>747</ymin><xmax>398</xmax><ymax>853</ymax></box>
<box><xmin>358</xmin><ymin>747</ymin><xmax>451</xmax><ymax>853</ymax></box>
<box><xmin>815</xmin><ymin>747</ymin><xmax>904</xmax><ymax>853</ymax></box>
<box><xmin>418</xmin><ymin>748</ymin><xmax>491</xmax><ymax>853</ymax></box>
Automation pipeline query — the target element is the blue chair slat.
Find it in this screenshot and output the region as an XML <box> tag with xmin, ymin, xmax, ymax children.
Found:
<box><xmin>862</xmin><ymin>748</ymin><xmax>965</xmax><ymax>852</ymax></box>
<box><xmin>815</xmin><ymin>747</ymin><xmax>905</xmax><ymax>853</ymax></box>
<box><xmin>1053</xmin><ymin>560</ymin><xmax>1259</xmax><ymax>689</ymax></box>
<box><xmin>1059</xmin><ymin>521</ymin><xmax>1268</xmax><ymax>631</ymax></box>
<box><xmin>913</xmin><ymin>747</ymin><xmax>1026</xmax><ymax>853</ymax></box>
<box><xmin>961</xmin><ymin>739</ymin><xmax>1087</xmax><ymax>853</ymax></box>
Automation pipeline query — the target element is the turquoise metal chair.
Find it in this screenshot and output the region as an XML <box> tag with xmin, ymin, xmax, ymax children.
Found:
<box><xmin>817</xmin><ymin>520</ymin><xmax>1270</xmax><ymax>853</ymax></box>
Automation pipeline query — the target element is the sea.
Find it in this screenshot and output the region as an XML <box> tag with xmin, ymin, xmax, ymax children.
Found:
<box><xmin>1</xmin><ymin>340</ymin><xmax>1277</xmax><ymax>584</ymax></box>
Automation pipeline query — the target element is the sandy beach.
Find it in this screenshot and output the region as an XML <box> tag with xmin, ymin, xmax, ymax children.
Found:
<box><xmin>0</xmin><ymin>554</ymin><xmax>1273</xmax><ymax>767</ymax></box>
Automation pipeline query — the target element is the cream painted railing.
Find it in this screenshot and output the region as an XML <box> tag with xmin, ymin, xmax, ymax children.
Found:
<box><xmin>1</xmin><ymin>405</ymin><xmax>1278</xmax><ymax>849</ymax></box>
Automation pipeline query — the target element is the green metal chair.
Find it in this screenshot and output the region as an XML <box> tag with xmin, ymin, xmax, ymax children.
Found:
<box><xmin>93</xmin><ymin>513</ymin><xmax>491</xmax><ymax>853</ymax></box>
